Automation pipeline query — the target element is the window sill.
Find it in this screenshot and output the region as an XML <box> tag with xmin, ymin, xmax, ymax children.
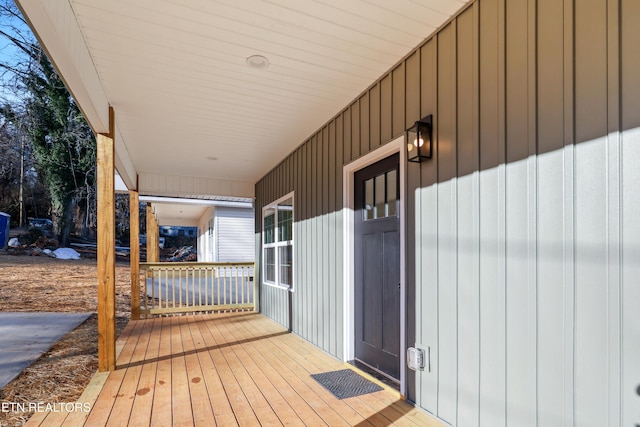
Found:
<box><xmin>263</xmin><ymin>282</ymin><xmax>293</xmax><ymax>292</ymax></box>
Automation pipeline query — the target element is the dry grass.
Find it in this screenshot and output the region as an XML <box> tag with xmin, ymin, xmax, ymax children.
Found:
<box><xmin>0</xmin><ymin>253</ymin><xmax>131</xmax><ymax>425</ymax></box>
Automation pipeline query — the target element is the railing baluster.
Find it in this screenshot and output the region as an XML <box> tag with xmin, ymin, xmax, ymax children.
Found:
<box><xmin>162</xmin><ymin>268</ymin><xmax>166</xmax><ymax>310</ymax></box>
<box><xmin>216</xmin><ymin>266</ymin><xmax>220</xmax><ymax>306</ymax></box>
<box><xmin>220</xmin><ymin>266</ymin><xmax>224</xmax><ymax>310</ymax></box>
<box><xmin>159</xmin><ymin>267</ymin><xmax>162</xmax><ymax>311</ymax></box>
<box><xmin>163</xmin><ymin>267</ymin><xmax>167</xmax><ymax>310</ymax></box>
<box><xmin>174</xmin><ymin>267</ymin><xmax>178</xmax><ymax>309</ymax></box>
<box><xmin>190</xmin><ymin>267</ymin><xmax>194</xmax><ymax>307</ymax></box>
<box><xmin>224</xmin><ymin>267</ymin><xmax>228</xmax><ymax>311</ymax></box>
<box><xmin>150</xmin><ymin>267</ymin><xmax>154</xmax><ymax>315</ymax></box>
<box><xmin>206</xmin><ymin>267</ymin><xmax>211</xmax><ymax>306</ymax></box>
<box><xmin>197</xmin><ymin>268</ymin><xmax>201</xmax><ymax>307</ymax></box>
<box><xmin>184</xmin><ymin>268</ymin><xmax>188</xmax><ymax>307</ymax></box>
<box><xmin>244</xmin><ymin>266</ymin><xmax>248</xmax><ymax>304</ymax></box>
<box><xmin>168</xmin><ymin>267</ymin><xmax>171</xmax><ymax>309</ymax></box>
<box><xmin>141</xmin><ymin>267</ymin><xmax>146</xmax><ymax>318</ymax></box>
<box><xmin>181</xmin><ymin>267</ymin><xmax>184</xmax><ymax>308</ymax></box>
<box><xmin>245</xmin><ymin>267</ymin><xmax>249</xmax><ymax>304</ymax></box>
<box><xmin>178</xmin><ymin>268</ymin><xmax>182</xmax><ymax>308</ymax></box>
<box><xmin>209</xmin><ymin>267</ymin><xmax>213</xmax><ymax>306</ymax></box>
<box><xmin>183</xmin><ymin>267</ymin><xmax>187</xmax><ymax>307</ymax></box>
<box><xmin>161</xmin><ymin>268</ymin><xmax>165</xmax><ymax>310</ymax></box>
<box><xmin>238</xmin><ymin>267</ymin><xmax>246</xmax><ymax>304</ymax></box>
<box><xmin>234</xmin><ymin>266</ymin><xmax>238</xmax><ymax>308</ymax></box>
<box><xmin>156</xmin><ymin>269</ymin><xmax>161</xmax><ymax>311</ymax></box>
<box><xmin>192</xmin><ymin>267</ymin><xmax>196</xmax><ymax>308</ymax></box>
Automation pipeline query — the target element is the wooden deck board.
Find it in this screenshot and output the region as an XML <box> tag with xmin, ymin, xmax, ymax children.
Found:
<box><xmin>150</xmin><ymin>318</ymin><xmax>174</xmax><ymax>427</ymax></box>
<box><xmin>238</xmin><ymin>313</ymin><xmax>433</xmax><ymax>427</ymax></box>
<box><xmin>24</xmin><ymin>312</ymin><xmax>445</xmax><ymax>427</ymax></box>
<box><xmin>207</xmin><ymin>318</ymin><xmax>283</xmax><ymax>427</ymax></box>
<box><xmin>106</xmin><ymin>319</ymin><xmax>154</xmax><ymax>426</ymax></box>
<box><xmin>221</xmin><ymin>314</ymin><xmax>349</xmax><ymax>426</ymax></box>
<box><xmin>61</xmin><ymin>372</ymin><xmax>111</xmax><ymax>427</ymax></box>
<box><xmin>195</xmin><ymin>315</ymin><xmax>260</xmax><ymax>427</ymax></box>
<box><xmin>185</xmin><ymin>316</ymin><xmax>235</xmax><ymax>424</ymax></box>
<box><xmin>238</xmin><ymin>313</ymin><xmax>379</xmax><ymax>426</ymax></box>
<box><xmin>83</xmin><ymin>320</ymin><xmax>147</xmax><ymax>426</ymax></box>
<box><xmin>211</xmin><ymin>316</ymin><xmax>307</xmax><ymax>426</ymax></box>
<box><xmin>127</xmin><ymin>315</ymin><xmax>162</xmax><ymax>427</ymax></box>
<box><xmin>179</xmin><ymin>316</ymin><xmax>216</xmax><ymax>427</ymax></box>
<box><xmin>170</xmin><ymin>316</ymin><xmax>195</xmax><ymax>426</ymax></box>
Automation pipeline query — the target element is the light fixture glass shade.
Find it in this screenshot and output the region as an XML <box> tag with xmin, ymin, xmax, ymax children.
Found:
<box><xmin>406</xmin><ymin>115</ymin><xmax>432</xmax><ymax>163</ymax></box>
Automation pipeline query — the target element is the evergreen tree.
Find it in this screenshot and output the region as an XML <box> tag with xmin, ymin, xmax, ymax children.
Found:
<box><xmin>0</xmin><ymin>2</ymin><xmax>95</xmax><ymax>246</ymax></box>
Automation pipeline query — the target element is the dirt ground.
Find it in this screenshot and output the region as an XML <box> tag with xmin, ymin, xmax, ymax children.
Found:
<box><xmin>0</xmin><ymin>252</ymin><xmax>132</xmax><ymax>425</ymax></box>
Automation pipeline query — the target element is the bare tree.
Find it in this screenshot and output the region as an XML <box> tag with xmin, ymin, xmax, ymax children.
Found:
<box><xmin>0</xmin><ymin>1</ymin><xmax>95</xmax><ymax>245</ymax></box>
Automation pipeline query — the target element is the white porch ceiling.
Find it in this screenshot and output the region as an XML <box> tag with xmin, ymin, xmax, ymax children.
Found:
<box><xmin>17</xmin><ymin>0</ymin><xmax>469</xmax><ymax>200</ymax></box>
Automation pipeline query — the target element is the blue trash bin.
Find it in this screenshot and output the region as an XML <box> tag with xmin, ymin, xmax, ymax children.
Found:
<box><xmin>0</xmin><ymin>212</ymin><xmax>9</xmax><ymax>248</ymax></box>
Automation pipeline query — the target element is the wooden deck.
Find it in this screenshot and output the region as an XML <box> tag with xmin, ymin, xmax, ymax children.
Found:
<box><xmin>25</xmin><ymin>312</ymin><xmax>443</xmax><ymax>426</ymax></box>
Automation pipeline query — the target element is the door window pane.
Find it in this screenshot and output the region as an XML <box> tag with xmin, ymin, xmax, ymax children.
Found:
<box><xmin>375</xmin><ymin>174</ymin><xmax>385</xmax><ymax>218</ymax></box>
<box><xmin>362</xmin><ymin>167</ymin><xmax>399</xmax><ymax>221</ymax></box>
<box><xmin>387</xmin><ymin>170</ymin><xmax>397</xmax><ymax>217</ymax></box>
<box><xmin>364</xmin><ymin>178</ymin><xmax>374</xmax><ymax>221</ymax></box>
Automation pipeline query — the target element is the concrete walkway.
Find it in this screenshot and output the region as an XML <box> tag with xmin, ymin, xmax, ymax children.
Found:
<box><xmin>0</xmin><ymin>312</ymin><xmax>91</xmax><ymax>390</ymax></box>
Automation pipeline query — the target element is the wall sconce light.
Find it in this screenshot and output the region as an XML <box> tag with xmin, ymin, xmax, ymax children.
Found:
<box><xmin>406</xmin><ymin>114</ymin><xmax>432</xmax><ymax>163</ymax></box>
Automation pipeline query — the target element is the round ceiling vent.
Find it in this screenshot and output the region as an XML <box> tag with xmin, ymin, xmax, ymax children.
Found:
<box><xmin>246</xmin><ymin>55</ymin><xmax>270</xmax><ymax>69</ymax></box>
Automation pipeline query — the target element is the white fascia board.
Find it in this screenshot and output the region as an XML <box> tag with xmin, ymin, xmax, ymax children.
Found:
<box><xmin>16</xmin><ymin>0</ymin><xmax>108</xmax><ymax>132</ymax></box>
<box><xmin>114</xmin><ymin>124</ymin><xmax>137</xmax><ymax>190</ymax></box>
<box><xmin>16</xmin><ymin>0</ymin><xmax>137</xmax><ymax>190</ymax></box>
<box><xmin>139</xmin><ymin>196</ymin><xmax>253</xmax><ymax>209</ymax></box>
<box><xmin>138</xmin><ymin>173</ymin><xmax>255</xmax><ymax>200</ymax></box>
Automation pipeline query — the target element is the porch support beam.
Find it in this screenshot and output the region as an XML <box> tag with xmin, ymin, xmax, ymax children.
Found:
<box><xmin>146</xmin><ymin>203</ymin><xmax>159</xmax><ymax>262</ymax></box>
<box><xmin>152</xmin><ymin>209</ymin><xmax>160</xmax><ymax>262</ymax></box>
<box><xmin>129</xmin><ymin>190</ymin><xmax>140</xmax><ymax>320</ymax></box>
<box><xmin>97</xmin><ymin>106</ymin><xmax>116</xmax><ymax>372</ymax></box>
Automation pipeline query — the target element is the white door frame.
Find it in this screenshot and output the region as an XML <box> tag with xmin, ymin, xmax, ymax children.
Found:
<box><xmin>342</xmin><ymin>135</ymin><xmax>407</xmax><ymax>395</ymax></box>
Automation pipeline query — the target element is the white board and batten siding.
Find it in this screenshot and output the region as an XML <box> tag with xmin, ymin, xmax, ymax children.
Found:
<box><xmin>256</xmin><ymin>0</ymin><xmax>640</xmax><ymax>426</ymax></box>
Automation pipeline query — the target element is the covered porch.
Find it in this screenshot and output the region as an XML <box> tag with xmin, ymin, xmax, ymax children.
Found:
<box><xmin>24</xmin><ymin>312</ymin><xmax>441</xmax><ymax>427</ymax></box>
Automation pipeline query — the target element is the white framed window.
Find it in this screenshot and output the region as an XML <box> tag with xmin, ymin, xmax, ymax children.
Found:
<box><xmin>262</xmin><ymin>193</ymin><xmax>294</xmax><ymax>290</ymax></box>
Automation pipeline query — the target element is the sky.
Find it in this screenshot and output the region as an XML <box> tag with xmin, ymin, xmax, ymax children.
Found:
<box><xmin>0</xmin><ymin>4</ymin><xmax>35</xmax><ymax>104</ymax></box>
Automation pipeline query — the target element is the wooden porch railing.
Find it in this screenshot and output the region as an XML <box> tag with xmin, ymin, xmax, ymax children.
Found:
<box><xmin>139</xmin><ymin>262</ymin><xmax>255</xmax><ymax>317</ymax></box>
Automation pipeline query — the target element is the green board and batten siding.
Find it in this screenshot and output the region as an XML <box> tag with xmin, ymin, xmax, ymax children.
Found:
<box><xmin>256</xmin><ymin>0</ymin><xmax>640</xmax><ymax>426</ymax></box>
<box><xmin>255</xmin><ymin>129</ymin><xmax>345</xmax><ymax>358</ymax></box>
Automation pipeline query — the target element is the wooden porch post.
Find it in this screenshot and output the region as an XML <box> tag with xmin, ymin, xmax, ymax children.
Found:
<box><xmin>146</xmin><ymin>203</ymin><xmax>159</xmax><ymax>262</ymax></box>
<box><xmin>145</xmin><ymin>203</ymin><xmax>152</xmax><ymax>262</ymax></box>
<box><xmin>97</xmin><ymin>107</ymin><xmax>116</xmax><ymax>372</ymax></box>
<box><xmin>130</xmin><ymin>190</ymin><xmax>140</xmax><ymax>320</ymax></box>
<box><xmin>152</xmin><ymin>211</ymin><xmax>160</xmax><ymax>262</ymax></box>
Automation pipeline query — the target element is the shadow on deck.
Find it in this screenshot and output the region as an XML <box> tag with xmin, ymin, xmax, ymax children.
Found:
<box><xmin>25</xmin><ymin>312</ymin><xmax>444</xmax><ymax>426</ymax></box>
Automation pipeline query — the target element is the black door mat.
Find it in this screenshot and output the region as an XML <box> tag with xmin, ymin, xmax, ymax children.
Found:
<box><xmin>311</xmin><ymin>369</ymin><xmax>383</xmax><ymax>399</ymax></box>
